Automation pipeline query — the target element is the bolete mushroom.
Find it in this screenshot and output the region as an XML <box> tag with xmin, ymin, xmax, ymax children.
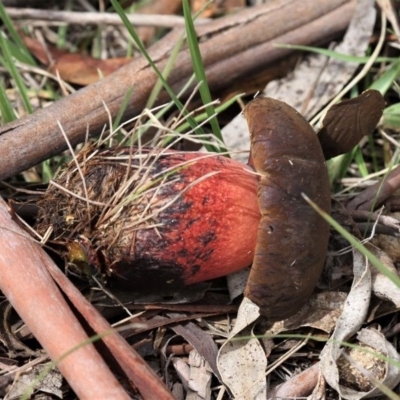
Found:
<box><xmin>34</xmin><ymin>91</ymin><xmax>384</xmax><ymax>321</ymax></box>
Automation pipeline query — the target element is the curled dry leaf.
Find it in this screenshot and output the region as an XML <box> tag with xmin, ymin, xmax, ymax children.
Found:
<box><xmin>317</xmin><ymin>249</ymin><xmax>372</xmax><ymax>399</ymax></box>
<box><xmin>23</xmin><ymin>36</ymin><xmax>131</xmax><ymax>85</ymax></box>
<box><xmin>217</xmin><ymin>298</ymin><xmax>266</xmax><ymax>400</ymax></box>
<box><xmin>317</xmin><ymin>90</ymin><xmax>385</xmax><ymax>160</ymax></box>
<box><xmin>336</xmin><ymin>328</ymin><xmax>400</xmax><ymax>398</ymax></box>
<box><xmin>346</xmin><ymin>165</ymin><xmax>400</xmax><ymax>211</ymax></box>
<box><xmin>367</xmin><ymin>245</ymin><xmax>400</xmax><ymax>308</ymax></box>
<box><xmin>168</xmin><ymin>318</ymin><xmax>220</xmax><ymax>380</ymax></box>
<box><xmin>268</xmin><ymin>291</ymin><xmax>348</xmax><ymax>336</ymax></box>
<box><xmin>372</xmin><ymin>212</ymin><xmax>400</xmax><ymax>263</ymax></box>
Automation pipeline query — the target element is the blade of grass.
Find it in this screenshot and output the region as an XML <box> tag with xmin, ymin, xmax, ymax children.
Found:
<box><xmin>327</xmin><ymin>150</ymin><xmax>354</xmax><ymax>187</ymax></box>
<box><xmin>182</xmin><ymin>0</ymin><xmax>227</xmax><ymax>153</ymax></box>
<box><xmin>367</xmin><ymin>134</ymin><xmax>379</xmax><ymax>172</ymax></box>
<box><xmin>0</xmin><ymin>78</ymin><xmax>16</xmax><ymax>123</ymax></box>
<box><xmin>56</xmin><ymin>0</ymin><xmax>72</xmax><ymax>49</ymax></box>
<box><xmin>113</xmin><ymin>86</ymin><xmax>134</xmax><ymax>131</ymax></box>
<box><xmin>353</xmin><ymin>147</ymin><xmax>368</xmax><ymax>177</ymax></box>
<box><xmin>41</xmin><ymin>160</ymin><xmax>55</xmax><ymax>184</ymax></box>
<box><xmin>146</xmin><ymin>31</ymin><xmax>186</xmax><ymax>109</ymax></box>
<box><xmin>275</xmin><ymin>43</ymin><xmax>396</xmax><ymax>64</ymax></box>
<box><xmin>0</xmin><ymin>33</ymin><xmax>33</xmax><ymax>114</ymax></box>
<box><xmin>382</xmin><ymin>103</ymin><xmax>400</xmax><ymax>130</ymax></box>
<box><xmin>0</xmin><ymin>2</ymin><xmax>36</xmax><ymax>65</ymax></box>
<box><xmin>370</xmin><ymin>60</ymin><xmax>400</xmax><ymax>94</ymax></box>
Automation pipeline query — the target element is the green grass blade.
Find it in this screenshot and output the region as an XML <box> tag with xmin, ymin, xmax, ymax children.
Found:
<box><xmin>275</xmin><ymin>43</ymin><xmax>396</xmax><ymax>64</ymax></box>
<box><xmin>353</xmin><ymin>147</ymin><xmax>368</xmax><ymax>177</ymax></box>
<box><xmin>182</xmin><ymin>0</ymin><xmax>227</xmax><ymax>153</ymax></box>
<box><xmin>146</xmin><ymin>32</ymin><xmax>186</xmax><ymax>109</ymax></box>
<box><xmin>382</xmin><ymin>102</ymin><xmax>400</xmax><ymax>130</ymax></box>
<box><xmin>0</xmin><ymin>3</ymin><xmax>36</xmax><ymax>65</ymax></box>
<box><xmin>0</xmin><ymin>33</ymin><xmax>33</xmax><ymax>114</ymax></box>
<box><xmin>113</xmin><ymin>86</ymin><xmax>134</xmax><ymax>131</ymax></box>
<box><xmin>327</xmin><ymin>151</ymin><xmax>354</xmax><ymax>186</ymax></box>
<box><xmin>56</xmin><ymin>0</ymin><xmax>72</xmax><ymax>49</ymax></box>
<box><xmin>367</xmin><ymin>134</ymin><xmax>379</xmax><ymax>173</ymax></box>
<box><xmin>370</xmin><ymin>61</ymin><xmax>400</xmax><ymax>94</ymax></box>
<box><xmin>0</xmin><ymin>78</ymin><xmax>16</xmax><ymax>123</ymax></box>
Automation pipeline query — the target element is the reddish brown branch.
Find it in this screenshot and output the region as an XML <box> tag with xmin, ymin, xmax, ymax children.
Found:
<box><xmin>268</xmin><ymin>362</ymin><xmax>320</xmax><ymax>399</ymax></box>
<box><xmin>0</xmin><ymin>197</ymin><xmax>174</xmax><ymax>398</ymax></box>
<box><xmin>0</xmin><ymin>198</ymin><xmax>130</xmax><ymax>399</ymax></box>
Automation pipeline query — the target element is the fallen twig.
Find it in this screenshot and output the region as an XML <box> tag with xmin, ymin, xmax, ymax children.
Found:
<box><xmin>4</xmin><ymin>7</ymin><xmax>210</xmax><ymax>27</ymax></box>
<box><xmin>0</xmin><ymin>198</ymin><xmax>130</xmax><ymax>399</ymax></box>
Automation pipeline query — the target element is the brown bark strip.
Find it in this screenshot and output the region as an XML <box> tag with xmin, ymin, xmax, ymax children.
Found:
<box><xmin>0</xmin><ymin>0</ymin><xmax>355</xmax><ymax>181</ymax></box>
<box><xmin>0</xmin><ymin>198</ymin><xmax>130</xmax><ymax>399</ymax></box>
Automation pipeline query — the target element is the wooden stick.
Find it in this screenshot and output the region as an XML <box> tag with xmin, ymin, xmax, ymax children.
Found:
<box><xmin>268</xmin><ymin>362</ymin><xmax>320</xmax><ymax>399</ymax></box>
<box><xmin>4</xmin><ymin>7</ymin><xmax>208</xmax><ymax>28</ymax></box>
<box><xmin>0</xmin><ymin>198</ymin><xmax>130</xmax><ymax>399</ymax></box>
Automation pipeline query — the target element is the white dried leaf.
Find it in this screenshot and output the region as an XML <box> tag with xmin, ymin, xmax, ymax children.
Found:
<box><xmin>373</xmin><ymin>212</ymin><xmax>400</xmax><ymax>263</ymax></box>
<box><xmin>226</xmin><ymin>267</ymin><xmax>250</xmax><ymax>301</ymax></box>
<box><xmin>220</xmin><ymin>112</ymin><xmax>249</xmax><ymax>163</ymax></box>
<box><xmin>217</xmin><ymin>297</ymin><xmax>266</xmax><ymax>399</ymax></box>
<box><xmin>6</xmin><ymin>364</ymin><xmax>63</xmax><ymax>400</ymax></box>
<box><xmin>369</xmin><ymin>246</ymin><xmax>400</xmax><ymax>307</ymax></box>
<box><xmin>317</xmin><ymin>249</ymin><xmax>372</xmax><ymax>399</ymax></box>
<box><xmin>335</xmin><ymin>328</ymin><xmax>400</xmax><ymax>399</ymax></box>
<box><xmin>269</xmin><ymin>291</ymin><xmax>347</xmax><ymax>335</ymax></box>
<box><xmin>173</xmin><ymin>357</ymin><xmax>190</xmax><ymax>390</ymax></box>
<box><xmin>356</xmin><ymin>328</ymin><xmax>400</xmax><ymax>397</ymax></box>
<box><xmin>186</xmin><ymin>350</ymin><xmax>212</xmax><ymax>400</ymax></box>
